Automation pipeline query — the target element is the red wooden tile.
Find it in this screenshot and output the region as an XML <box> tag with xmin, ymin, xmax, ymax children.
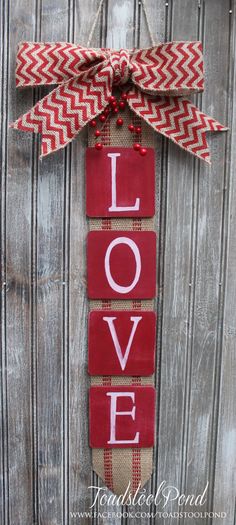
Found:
<box><xmin>89</xmin><ymin>386</ymin><xmax>156</xmax><ymax>448</ymax></box>
<box><xmin>87</xmin><ymin>231</ymin><xmax>157</xmax><ymax>299</ymax></box>
<box><xmin>88</xmin><ymin>310</ymin><xmax>156</xmax><ymax>376</ymax></box>
<box><xmin>86</xmin><ymin>147</ymin><xmax>155</xmax><ymax>217</ymax></box>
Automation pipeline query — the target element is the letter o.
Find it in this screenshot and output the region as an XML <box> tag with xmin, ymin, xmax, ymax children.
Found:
<box><xmin>104</xmin><ymin>237</ymin><xmax>141</xmax><ymax>294</ymax></box>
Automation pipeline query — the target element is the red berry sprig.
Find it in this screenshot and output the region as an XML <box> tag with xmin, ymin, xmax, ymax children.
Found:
<box><xmin>128</xmin><ymin>122</ymin><xmax>147</xmax><ymax>156</ymax></box>
<box><xmin>92</xmin><ymin>91</ymin><xmax>146</xmax><ymax>155</ymax></box>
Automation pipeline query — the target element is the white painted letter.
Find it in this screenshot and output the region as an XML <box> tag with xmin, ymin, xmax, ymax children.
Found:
<box><xmin>103</xmin><ymin>316</ymin><xmax>142</xmax><ymax>370</ymax></box>
<box><xmin>107</xmin><ymin>153</ymin><xmax>140</xmax><ymax>212</ymax></box>
<box><xmin>106</xmin><ymin>392</ymin><xmax>140</xmax><ymax>445</ymax></box>
<box><xmin>104</xmin><ymin>237</ymin><xmax>141</xmax><ymax>294</ymax></box>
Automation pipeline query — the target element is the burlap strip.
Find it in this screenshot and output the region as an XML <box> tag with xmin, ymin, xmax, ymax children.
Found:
<box><xmin>88</xmin><ymin>106</ymin><xmax>156</xmax><ymax>496</ymax></box>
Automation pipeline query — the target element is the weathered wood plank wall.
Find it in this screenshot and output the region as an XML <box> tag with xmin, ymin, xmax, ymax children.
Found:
<box><xmin>0</xmin><ymin>0</ymin><xmax>235</xmax><ymax>524</ymax></box>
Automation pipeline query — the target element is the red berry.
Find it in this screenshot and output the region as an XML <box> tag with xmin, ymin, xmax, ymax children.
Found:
<box><xmin>104</xmin><ymin>107</ymin><xmax>110</xmax><ymax>115</ymax></box>
<box><xmin>113</xmin><ymin>107</ymin><xmax>119</xmax><ymax>114</ymax></box>
<box><xmin>90</xmin><ymin>119</ymin><xmax>97</xmax><ymax>127</ymax></box>
<box><xmin>116</xmin><ymin>118</ymin><xmax>123</xmax><ymax>127</ymax></box>
<box><xmin>135</xmin><ymin>126</ymin><xmax>141</xmax><ymax>134</ymax></box>
<box><xmin>109</xmin><ymin>95</ymin><xmax>116</xmax><ymax>103</ymax></box>
<box><xmin>139</xmin><ymin>147</ymin><xmax>147</xmax><ymax>156</ymax></box>
<box><xmin>95</xmin><ymin>142</ymin><xmax>103</xmax><ymax>151</ymax></box>
<box><xmin>119</xmin><ymin>101</ymin><xmax>126</xmax><ymax>110</ymax></box>
<box><xmin>128</xmin><ymin>124</ymin><xmax>135</xmax><ymax>132</ymax></box>
<box><xmin>94</xmin><ymin>130</ymin><xmax>101</xmax><ymax>137</ymax></box>
<box><xmin>99</xmin><ymin>114</ymin><xmax>106</xmax><ymax>123</ymax></box>
<box><xmin>133</xmin><ymin>142</ymin><xmax>141</xmax><ymax>151</ymax></box>
<box><xmin>121</xmin><ymin>92</ymin><xmax>128</xmax><ymax>100</ymax></box>
<box><xmin>111</xmin><ymin>100</ymin><xmax>117</xmax><ymax>109</ymax></box>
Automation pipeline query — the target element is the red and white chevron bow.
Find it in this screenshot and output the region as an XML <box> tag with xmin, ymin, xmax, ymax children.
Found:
<box><xmin>11</xmin><ymin>41</ymin><xmax>227</xmax><ymax>162</ymax></box>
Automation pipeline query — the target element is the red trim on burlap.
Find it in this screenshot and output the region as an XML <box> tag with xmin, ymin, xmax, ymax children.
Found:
<box><xmin>102</xmin><ymin>218</ymin><xmax>112</xmax><ymax>230</ymax></box>
<box><xmin>101</xmin><ymin>299</ymin><xmax>112</xmax><ymax>310</ymax></box>
<box><xmin>101</xmin><ymin>116</ymin><xmax>112</xmax><ymax>233</ymax></box>
<box><xmin>131</xmin><ymin>215</ymin><xmax>142</xmax><ymax>492</ymax></box>
<box><xmin>132</xmin><ymin>448</ymin><xmax>142</xmax><ymax>493</ymax></box>
<box><xmin>132</xmin><ymin>217</ymin><xmax>142</xmax><ymax>231</ymax></box>
<box><xmin>101</xmin><ymin>299</ymin><xmax>112</xmax><ymax>383</ymax></box>
<box><xmin>101</xmin><ymin>118</ymin><xmax>111</xmax><ymax>146</ymax></box>
<box><xmin>101</xmin><ymin>301</ymin><xmax>112</xmax><ymax>382</ymax></box>
<box><xmin>131</xmin><ymin>376</ymin><xmax>142</xmax><ymax>493</ymax></box>
<box><xmin>132</xmin><ymin>299</ymin><xmax>142</xmax><ymax>310</ymax></box>
<box><xmin>131</xmin><ymin>377</ymin><xmax>142</xmax><ymax>385</ymax></box>
<box><xmin>102</xmin><ymin>376</ymin><xmax>112</xmax><ymax>386</ymax></box>
<box><xmin>103</xmin><ymin>449</ymin><xmax>114</xmax><ymax>492</ymax></box>
<box><xmin>133</xmin><ymin>115</ymin><xmax>142</xmax><ymax>147</ymax></box>
<box><xmin>101</xmin><ymin>300</ymin><xmax>114</xmax><ymax>491</ymax></box>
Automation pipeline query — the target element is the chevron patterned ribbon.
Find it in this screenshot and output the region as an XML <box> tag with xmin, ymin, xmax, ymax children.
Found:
<box><xmin>11</xmin><ymin>41</ymin><xmax>227</xmax><ymax>162</ymax></box>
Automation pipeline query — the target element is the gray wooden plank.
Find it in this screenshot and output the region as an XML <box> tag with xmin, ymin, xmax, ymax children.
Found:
<box><xmin>36</xmin><ymin>1</ymin><xmax>69</xmax><ymax>524</ymax></box>
<box><xmin>68</xmin><ymin>133</ymin><xmax>91</xmax><ymax>524</ymax></box>
<box><xmin>212</xmin><ymin>4</ymin><xmax>236</xmax><ymax>524</ymax></box>
<box><xmin>4</xmin><ymin>1</ymin><xmax>37</xmax><ymax>524</ymax></box>
<box><xmin>0</xmin><ymin>0</ymin><xmax>9</xmax><ymax>522</ymax></box>
<box><xmin>139</xmin><ymin>0</ymin><xmax>166</xmax><ymax>48</ymax></box>
<box><xmin>153</xmin><ymin>2</ymin><xmax>199</xmax><ymax>524</ymax></box>
<box><xmin>106</xmin><ymin>0</ymin><xmax>134</xmax><ymax>49</ymax></box>
<box><xmin>68</xmin><ymin>2</ymin><xmax>104</xmax><ymax>523</ymax></box>
<box><xmin>181</xmin><ymin>1</ymin><xmax>230</xmax><ymax>523</ymax></box>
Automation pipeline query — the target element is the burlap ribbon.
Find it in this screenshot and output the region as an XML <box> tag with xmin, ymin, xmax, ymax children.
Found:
<box><xmin>88</xmin><ymin>109</ymin><xmax>156</xmax><ymax>497</ymax></box>
<box><xmin>11</xmin><ymin>41</ymin><xmax>227</xmax><ymax>162</ymax></box>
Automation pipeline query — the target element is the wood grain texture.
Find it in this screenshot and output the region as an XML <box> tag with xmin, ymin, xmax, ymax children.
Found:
<box><xmin>35</xmin><ymin>2</ymin><xmax>69</xmax><ymax>523</ymax></box>
<box><xmin>68</xmin><ymin>1</ymin><xmax>97</xmax><ymax>518</ymax></box>
<box><xmin>2</xmin><ymin>1</ymin><xmax>36</xmax><ymax>524</ymax></box>
<box><xmin>155</xmin><ymin>2</ymin><xmax>200</xmax><ymax>524</ymax></box>
<box><xmin>182</xmin><ymin>3</ymin><xmax>230</xmax><ymax>523</ymax></box>
<box><xmin>212</xmin><ymin>2</ymin><xmax>236</xmax><ymax>524</ymax></box>
<box><xmin>0</xmin><ymin>1</ymin><xmax>235</xmax><ymax>524</ymax></box>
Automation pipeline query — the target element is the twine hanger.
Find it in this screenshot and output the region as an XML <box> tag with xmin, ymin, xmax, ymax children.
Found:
<box><xmin>87</xmin><ymin>0</ymin><xmax>155</xmax><ymax>47</ymax></box>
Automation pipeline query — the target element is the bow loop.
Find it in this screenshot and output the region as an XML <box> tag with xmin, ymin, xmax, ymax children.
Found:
<box><xmin>109</xmin><ymin>49</ymin><xmax>131</xmax><ymax>85</ymax></box>
<box><xmin>131</xmin><ymin>42</ymin><xmax>204</xmax><ymax>95</ymax></box>
<box><xmin>15</xmin><ymin>42</ymin><xmax>105</xmax><ymax>87</ymax></box>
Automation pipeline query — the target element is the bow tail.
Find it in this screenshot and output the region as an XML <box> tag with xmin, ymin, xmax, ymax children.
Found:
<box><xmin>10</xmin><ymin>65</ymin><xmax>113</xmax><ymax>157</ymax></box>
<box><xmin>128</xmin><ymin>88</ymin><xmax>227</xmax><ymax>163</ymax></box>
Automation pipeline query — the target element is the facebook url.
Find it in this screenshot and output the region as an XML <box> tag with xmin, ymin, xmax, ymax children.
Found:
<box><xmin>70</xmin><ymin>511</ymin><xmax>227</xmax><ymax>519</ymax></box>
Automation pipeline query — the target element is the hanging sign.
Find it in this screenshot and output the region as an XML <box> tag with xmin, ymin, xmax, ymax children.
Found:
<box><xmin>86</xmin><ymin>139</ymin><xmax>157</xmax><ymax>492</ymax></box>
<box><xmin>11</xmin><ymin>22</ymin><xmax>227</xmax><ymax>497</ymax></box>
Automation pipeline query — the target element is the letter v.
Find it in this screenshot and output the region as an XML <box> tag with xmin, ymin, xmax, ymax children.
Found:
<box><xmin>102</xmin><ymin>316</ymin><xmax>142</xmax><ymax>371</ymax></box>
